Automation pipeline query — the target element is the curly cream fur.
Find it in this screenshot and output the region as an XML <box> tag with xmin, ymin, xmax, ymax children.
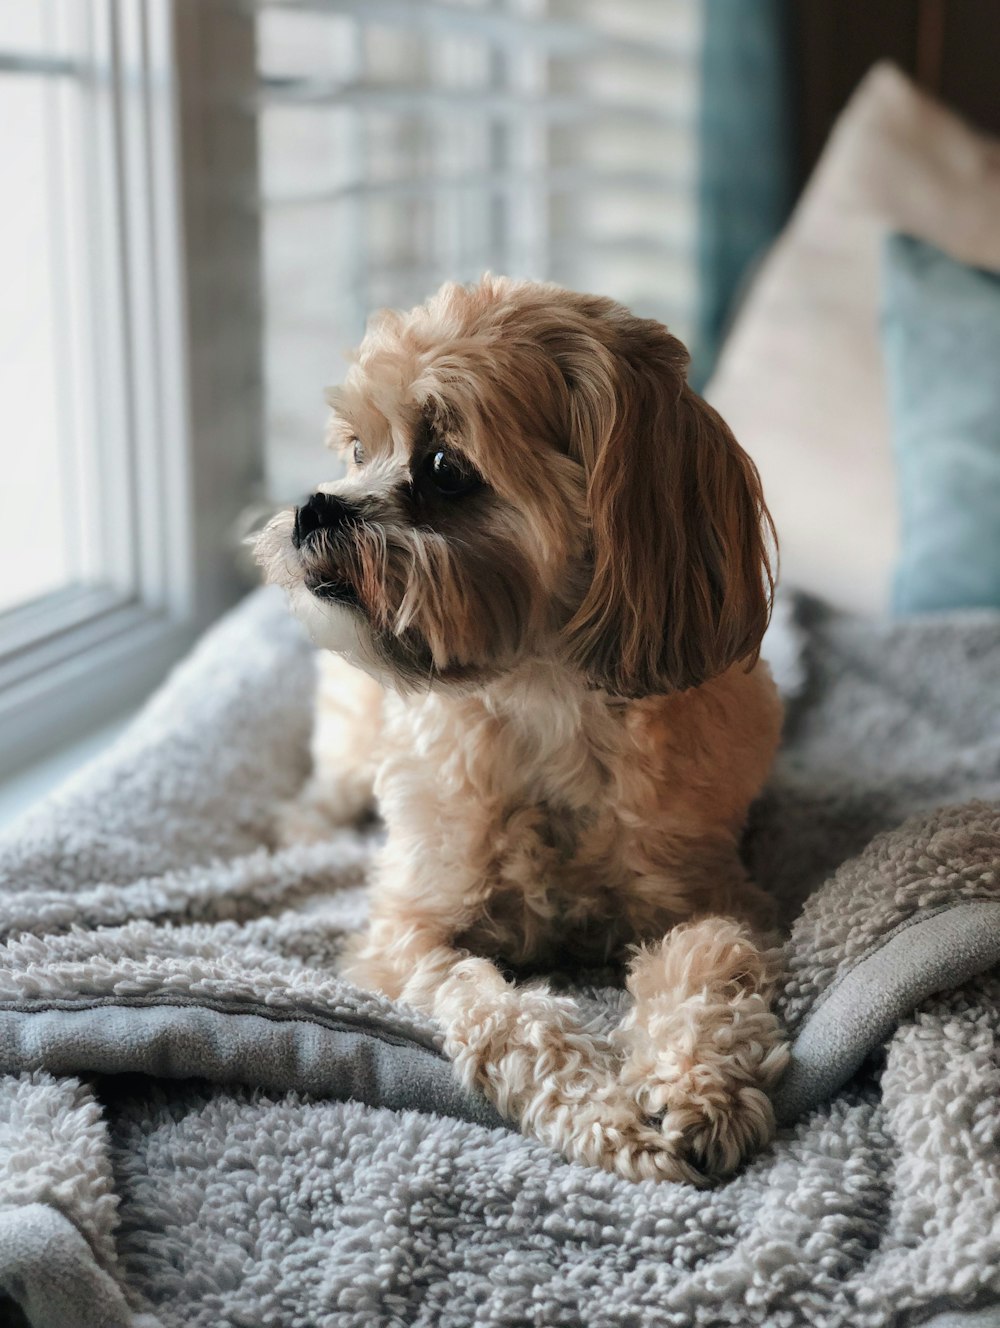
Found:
<box><xmin>257</xmin><ymin>276</ymin><xmax>788</xmax><ymax>1184</ymax></box>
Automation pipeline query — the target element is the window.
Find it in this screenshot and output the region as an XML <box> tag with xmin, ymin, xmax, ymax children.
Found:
<box><xmin>0</xmin><ymin>1</ymin><xmax>263</xmax><ymax>777</ymax></box>
<box><xmin>0</xmin><ymin>0</ymin><xmax>703</xmax><ymax>779</ymax></box>
<box><xmin>255</xmin><ymin>0</ymin><xmax>702</xmax><ymax>499</ymax></box>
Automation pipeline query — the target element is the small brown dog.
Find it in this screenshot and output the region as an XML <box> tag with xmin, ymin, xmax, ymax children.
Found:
<box><xmin>256</xmin><ymin>276</ymin><xmax>787</xmax><ymax>1185</ymax></box>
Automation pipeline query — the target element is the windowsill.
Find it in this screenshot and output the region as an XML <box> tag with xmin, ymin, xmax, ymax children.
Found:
<box><xmin>0</xmin><ymin>711</ymin><xmax>135</xmax><ymax>832</ymax></box>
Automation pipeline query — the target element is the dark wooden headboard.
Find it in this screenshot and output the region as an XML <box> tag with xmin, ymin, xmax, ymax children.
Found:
<box><xmin>790</xmin><ymin>0</ymin><xmax>1000</xmax><ymax>189</ymax></box>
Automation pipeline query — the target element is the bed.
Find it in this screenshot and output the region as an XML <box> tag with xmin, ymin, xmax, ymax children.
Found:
<box><xmin>2</xmin><ymin>63</ymin><xmax>1000</xmax><ymax>1328</ymax></box>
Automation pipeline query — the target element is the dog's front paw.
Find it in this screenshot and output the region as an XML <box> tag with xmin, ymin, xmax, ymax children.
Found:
<box><xmin>654</xmin><ymin>1064</ymin><xmax>785</xmax><ymax>1178</ymax></box>
<box><xmin>621</xmin><ymin>993</ymin><xmax>789</xmax><ymax>1179</ymax></box>
<box><xmin>272</xmin><ymin>774</ymin><xmax>375</xmax><ymax>847</ymax></box>
<box><xmin>436</xmin><ymin>979</ymin><xmax>709</xmax><ymax>1185</ymax></box>
<box><xmin>272</xmin><ymin>795</ymin><xmax>341</xmax><ymax>846</ymax></box>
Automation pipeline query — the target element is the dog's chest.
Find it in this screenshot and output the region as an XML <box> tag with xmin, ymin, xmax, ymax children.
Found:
<box><xmin>385</xmin><ymin>678</ymin><xmax>676</xmax><ymax>963</ymax></box>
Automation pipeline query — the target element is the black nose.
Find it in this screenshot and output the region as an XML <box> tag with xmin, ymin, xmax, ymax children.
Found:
<box><xmin>292</xmin><ymin>492</ymin><xmax>358</xmax><ymax>548</ymax></box>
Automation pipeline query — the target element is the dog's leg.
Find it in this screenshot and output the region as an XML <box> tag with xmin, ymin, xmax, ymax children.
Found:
<box><xmin>619</xmin><ymin>916</ymin><xmax>788</xmax><ymax>1179</ymax></box>
<box><xmin>276</xmin><ymin>652</ymin><xmax>383</xmax><ymax>843</ymax></box>
<box><xmin>342</xmin><ymin>917</ymin><xmax>706</xmax><ymax>1185</ymax></box>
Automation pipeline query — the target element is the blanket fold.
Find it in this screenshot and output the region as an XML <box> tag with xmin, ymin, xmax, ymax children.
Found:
<box><xmin>0</xmin><ymin>587</ymin><xmax>998</xmax><ymax>1327</ymax></box>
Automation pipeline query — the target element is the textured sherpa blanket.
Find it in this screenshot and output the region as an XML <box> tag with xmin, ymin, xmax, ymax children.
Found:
<box><xmin>1</xmin><ymin>588</ymin><xmax>999</xmax><ymax>1328</ymax></box>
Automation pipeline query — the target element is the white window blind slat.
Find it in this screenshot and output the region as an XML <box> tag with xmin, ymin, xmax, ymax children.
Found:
<box><xmin>249</xmin><ymin>0</ymin><xmax>695</xmax><ymax>65</ymax></box>
<box><xmin>0</xmin><ymin>51</ymin><xmax>78</xmax><ymax>75</ymax></box>
<box><xmin>263</xmin><ymin>165</ymin><xmax>693</xmax><ymax>210</ymax></box>
<box><xmin>258</xmin><ymin>77</ymin><xmax>692</xmax><ymax>129</ymax></box>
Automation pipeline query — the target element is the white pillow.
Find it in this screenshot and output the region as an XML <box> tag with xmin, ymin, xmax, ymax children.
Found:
<box><xmin>705</xmin><ymin>62</ymin><xmax>1000</xmax><ymax>616</ymax></box>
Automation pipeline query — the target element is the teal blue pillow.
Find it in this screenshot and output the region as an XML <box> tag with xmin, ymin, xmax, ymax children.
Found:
<box><xmin>881</xmin><ymin>232</ymin><xmax>1000</xmax><ymax>614</ymax></box>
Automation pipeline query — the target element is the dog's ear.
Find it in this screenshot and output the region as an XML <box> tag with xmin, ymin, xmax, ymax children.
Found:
<box><xmin>562</xmin><ymin>320</ymin><xmax>775</xmax><ymax>697</ymax></box>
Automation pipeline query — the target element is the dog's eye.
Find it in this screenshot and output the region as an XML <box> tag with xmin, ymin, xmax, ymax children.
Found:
<box><xmin>425</xmin><ymin>449</ymin><xmax>480</xmax><ymax>497</ymax></box>
<box><xmin>352</xmin><ymin>438</ymin><xmax>365</xmax><ymax>466</ymax></box>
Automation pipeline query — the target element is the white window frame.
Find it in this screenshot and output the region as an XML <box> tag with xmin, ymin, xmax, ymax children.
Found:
<box><xmin>0</xmin><ymin>0</ymin><xmax>264</xmax><ymax>778</ymax></box>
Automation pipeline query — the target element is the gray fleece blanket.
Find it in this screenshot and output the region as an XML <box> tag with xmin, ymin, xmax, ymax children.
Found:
<box><xmin>1</xmin><ymin>587</ymin><xmax>999</xmax><ymax>1328</ymax></box>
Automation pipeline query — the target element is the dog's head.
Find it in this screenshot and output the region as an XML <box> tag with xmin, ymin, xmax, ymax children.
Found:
<box><xmin>255</xmin><ymin>276</ymin><xmax>775</xmax><ymax>695</ymax></box>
